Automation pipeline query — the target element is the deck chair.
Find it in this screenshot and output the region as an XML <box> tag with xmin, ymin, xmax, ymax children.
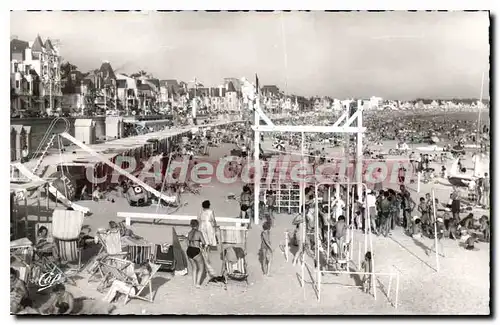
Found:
<box><xmin>10</xmin><ymin>238</ymin><xmax>34</xmax><ymax>283</ymax></box>
<box><xmin>52</xmin><ymin>209</ymin><xmax>85</xmax><ymax>272</ymax></box>
<box><xmin>218</xmin><ymin>226</ymin><xmax>249</xmax><ymax>289</ymax></box>
<box><xmin>96</xmin><ymin>230</ymin><xmax>128</xmax><ymax>258</ymax></box>
<box><xmin>123</xmin><ymin>263</ymin><xmax>161</xmax><ymax>304</ymax></box>
<box><xmin>96</xmin><ymin>257</ymin><xmax>136</xmax><ymax>292</ymax></box>
<box><xmin>88</xmin><ymin>230</ymin><xmax>129</xmax><ymax>283</ymax></box>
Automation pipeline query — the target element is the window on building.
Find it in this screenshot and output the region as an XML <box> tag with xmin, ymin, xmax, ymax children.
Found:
<box><xmin>25</xmin><ymin>66</ymin><xmax>29</xmax><ymax>74</ymax></box>
<box><xmin>71</xmin><ymin>73</ymin><xmax>76</xmax><ymax>81</ymax></box>
<box><xmin>14</xmin><ymin>63</ymin><xmax>18</xmax><ymax>73</ymax></box>
<box><xmin>15</xmin><ymin>80</ymin><xmax>20</xmax><ymax>89</ymax></box>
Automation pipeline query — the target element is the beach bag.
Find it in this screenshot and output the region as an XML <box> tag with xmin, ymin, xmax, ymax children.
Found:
<box><xmin>153</xmin><ymin>243</ymin><xmax>176</xmax><ymax>272</ymax></box>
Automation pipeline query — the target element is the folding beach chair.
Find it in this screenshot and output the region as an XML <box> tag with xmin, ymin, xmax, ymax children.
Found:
<box><xmin>123</xmin><ymin>262</ymin><xmax>161</xmax><ymax>305</ymax></box>
<box><xmin>51</xmin><ymin>209</ymin><xmax>85</xmax><ymax>272</ymax></box>
<box><xmin>10</xmin><ymin>238</ymin><xmax>34</xmax><ymax>283</ymax></box>
<box><xmin>96</xmin><ymin>257</ymin><xmax>136</xmax><ymax>293</ymax></box>
<box><xmin>121</xmin><ymin>236</ymin><xmax>153</xmax><ymax>265</ymax></box>
<box><xmin>88</xmin><ymin>230</ymin><xmax>129</xmax><ymax>283</ymax></box>
<box><xmin>218</xmin><ymin>226</ymin><xmax>249</xmax><ymax>290</ymax></box>
<box><xmin>96</xmin><ymin>230</ymin><xmax>128</xmax><ymax>258</ymax></box>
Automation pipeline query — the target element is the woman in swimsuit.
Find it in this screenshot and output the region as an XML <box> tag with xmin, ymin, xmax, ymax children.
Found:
<box><xmin>186</xmin><ymin>219</ymin><xmax>206</xmax><ymax>288</ymax></box>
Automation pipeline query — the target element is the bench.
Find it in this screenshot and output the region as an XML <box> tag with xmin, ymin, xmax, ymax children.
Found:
<box><xmin>117</xmin><ymin>212</ymin><xmax>250</xmax><ymax>227</ymax></box>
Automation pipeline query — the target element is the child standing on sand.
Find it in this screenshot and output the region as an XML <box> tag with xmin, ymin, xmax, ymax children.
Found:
<box><xmin>260</xmin><ymin>221</ymin><xmax>273</xmax><ymax>276</ymax></box>
<box><xmin>427</xmin><ymin>218</ymin><xmax>445</xmax><ymax>257</ymax></box>
<box><xmin>361</xmin><ymin>251</ymin><xmax>373</xmax><ymax>294</ymax></box>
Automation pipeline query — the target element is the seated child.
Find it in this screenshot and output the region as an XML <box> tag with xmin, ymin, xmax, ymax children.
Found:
<box><xmin>465</xmin><ymin>233</ymin><xmax>478</xmax><ymax>250</ymax></box>
<box><xmin>479</xmin><ymin>215</ymin><xmax>490</xmax><ymax>243</ymax></box>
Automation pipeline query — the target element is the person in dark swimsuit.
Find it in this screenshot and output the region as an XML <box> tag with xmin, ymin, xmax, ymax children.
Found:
<box><xmin>240</xmin><ymin>185</ymin><xmax>252</xmax><ymax>227</ymax></box>
<box><xmin>186</xmin><ymin>219</ymin><xmax>206</xmax><ymax>288</ymax></box>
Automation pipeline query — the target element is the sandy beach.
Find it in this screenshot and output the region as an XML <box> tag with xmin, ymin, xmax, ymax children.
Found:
<box><xmin>56</xmin><ymin>140</ymin><xmax>490</xmax><ymax>315</ymax></box>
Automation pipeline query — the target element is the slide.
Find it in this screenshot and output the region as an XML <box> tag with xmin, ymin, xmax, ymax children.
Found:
<box><xmin>11</xmin><ymin>163</ymin><xmax>90</xmax><ymax>215</ymax></box>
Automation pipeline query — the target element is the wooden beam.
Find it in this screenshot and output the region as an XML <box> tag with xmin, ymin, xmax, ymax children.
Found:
<box><xmin>332</xmin><ymin>112</ymin><xmax>348</xmax><ymax>127</ymax></box>
<box><xmin>252</xmin><ymin>125</ymin><xmax>366</xmax><ymax>133</ymax></box>
<box><xmin>117</xmin><ymin>212</ymin><xmax>250</xmax><ymax>226</ymax></box>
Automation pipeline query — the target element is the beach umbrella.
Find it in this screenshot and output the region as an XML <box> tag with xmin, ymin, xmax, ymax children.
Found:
<box><xmin>126</xmin><ymin>185</ymin><xmax>148</xmax><ymax>206</ymax></box>
<box><xmin>273</xmin><ymin>139</ymin><xmax>286</xmax><ymax>152</ymax></box>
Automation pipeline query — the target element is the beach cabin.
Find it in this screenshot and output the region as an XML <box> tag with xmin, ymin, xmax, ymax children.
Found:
<box><xmin>74</xmin><ymin>119</ymin><xmax>96</xmax><ymax>145</ymax></box>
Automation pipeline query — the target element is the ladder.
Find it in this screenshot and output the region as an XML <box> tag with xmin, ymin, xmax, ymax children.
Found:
<box><xmin>30</xmin><ymin>117</ymin><xmax>70</xmax><ymax>175</ymax></box>
<box><xmin>32</xmin><ymin>134</ymin><xmax>57</xmax><ymax>176</ymax></box>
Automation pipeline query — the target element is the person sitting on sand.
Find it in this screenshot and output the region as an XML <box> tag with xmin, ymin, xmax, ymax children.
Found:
<box><xmin>479</xmin><ymin>215</ymin><xmax>490</xmax><ymax>243</ymax></box>
<box><xmin>40</xmin><ymin>283</ymin><xmax>75</xmax><ymax>315</ymax></box>
<box><xmin>10</xmin><ymin>268</ymin><xmax>30</xmax><ymax>314</ymax></box>
<box><xmin>92</xmin><ymin>188</ymin><xmax>101</xmax><ymax>202</ymax></box>
<box><xmin>459</xmin><ymin>213</ymin><xmax>475</xmax><ymax>231</ymax></box>
<box><xmin>465</xmin><ymin>233</ymin><xmax>478</xmax><ymax>250</ymax></box>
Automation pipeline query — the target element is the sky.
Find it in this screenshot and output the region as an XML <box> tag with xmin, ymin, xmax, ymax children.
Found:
<box><xmin>10</xmin><ymin>11</ymin><xmax>490</xmax><ymax>100</ymax></box>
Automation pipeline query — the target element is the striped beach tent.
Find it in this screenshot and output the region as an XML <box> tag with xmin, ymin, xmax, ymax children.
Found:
<box><xmin>52</xmin><ymin>209</ymin><xmax>85</xmax><ymax>270</ymax></box>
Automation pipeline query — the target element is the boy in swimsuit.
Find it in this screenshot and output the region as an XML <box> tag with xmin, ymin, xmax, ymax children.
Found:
<box><xmin>361</xmin><ymin>251</ymin><xmax>373</xmax><ymax>294</ymax></box>
<box><xmin>260</xmin><ymin>221</ymin><xmax>273</xmax><ymax>276</ymax></box>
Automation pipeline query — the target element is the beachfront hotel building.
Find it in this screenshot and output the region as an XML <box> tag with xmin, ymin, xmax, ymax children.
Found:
<box><xmin>10</xmin><ymin>35</ymin><xmax>62</xmax><ymax>116</ymax></box>
<box><xmin>116</xmin><ymin>73</ymin><xmax>139</xmax><ymax>114</ymax></box>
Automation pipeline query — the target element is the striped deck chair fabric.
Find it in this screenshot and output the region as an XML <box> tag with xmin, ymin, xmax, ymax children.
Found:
<box><xmin>219</xmin><ymin>226</ymin><xmax>247</xmax><ymax>246</ymax></box>
<box><xmin>102</xmin><ymin>230</ymin><xmax>124</xmax><ymax>255</ymax></box>
<box><xmin>121</xmin><ymin>236</ymin><xmax>152</xmax><ymax>264</ymax></box>
<box><xmin>226</xmin><ymin>258</ymin><xmax>246</xmax><ymax>276</ymax></box>
<box><xmin>51</xmin><ymin>209</ymin><xmax>85</xmax><ymax>265</ymax></box>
